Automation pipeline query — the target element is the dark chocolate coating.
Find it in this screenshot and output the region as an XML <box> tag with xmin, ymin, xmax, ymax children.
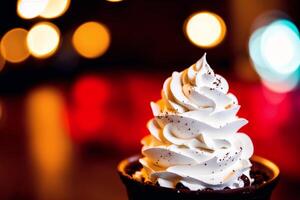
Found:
<box><xmin>118</xmin><ymin>155</ymin><xmax>279</xmax><ymax>200</ymax></box>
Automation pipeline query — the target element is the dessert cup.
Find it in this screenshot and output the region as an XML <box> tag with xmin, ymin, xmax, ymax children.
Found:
<box><xmin>118</xmin><ymin>155</ymin><xmax>279</xmax><ymax>200</ymax></box>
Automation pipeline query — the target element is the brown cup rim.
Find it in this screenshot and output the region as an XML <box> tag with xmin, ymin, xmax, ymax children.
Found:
<box><xmin>117</xmin><ymin>154</ymin><xmax>280</xmax><ymax>194</ymax></box>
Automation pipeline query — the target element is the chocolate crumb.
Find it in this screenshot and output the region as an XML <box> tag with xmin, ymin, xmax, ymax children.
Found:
<box><xmin>175</xmin><ymin>182</ymin><xmax>190</xmax><ymax>192</ymax></box>
<box><xmin>145</xmin><ymin>181</ymin><xmax>152</xmax><ymax>185</ymax></box>
<box><xmin>202</xmin><ymin>188</ymin><xmax>213</xmax><ymax>192</ymax></box>
<box><xmin>240</xmin><ymin>174</ymin><xmax>250</xmax><ymax>187</ymax></box>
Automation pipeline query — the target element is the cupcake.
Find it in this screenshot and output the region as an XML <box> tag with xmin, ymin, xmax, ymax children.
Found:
<box><xmin>118</xmin><ymin>53</ymin><xmax>279</xmax><ymax>200</ymax></box>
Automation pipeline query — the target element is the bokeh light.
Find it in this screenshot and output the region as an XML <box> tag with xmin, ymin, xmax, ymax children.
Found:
<box><xmin>72</xmin><ymin>21</ymin><xmax>111</xmax><ymax>59</ymax></box>
<box><xmin>106</xmin><ymin>0</ymin><xmax>123</xmax><ymax>2</ymax></box>
<box><xmin>262</xmin><ymin>73</ymin><xmax>299</xmax><ymax>93</ymax></box>
<box><xmin>26</xmin><ymin>87</ymin><xmax>71</xmax><ymax>199</ymax></box>
<box><xmin>0</xmin><ymin>51</ymin><xmax>5</xmax><ymax>71</ymax></box>
<box><xmin>70</xmin><ymin>75</ymin><xmax>111</xmax><ymax>142</ymax></box>
<box><xmin>185</xmin><ymin>11</ymin><xmax>226</xmax><ymax>48</ymax></box>
<box><xmin>0</xmin><ymin>28</ymin><xmax>30</xmax><ymax>63</ymax></box>
<box><xmin>17</xmin><ymin>0</ymin><xmax>48</xmax><ymax>19</ymax></box>
<box><xmin>261</xmin><ymin>20</ymin><xmax>300</xmax><ymax>74</ymax></box>
<box><xmin>39</xmin><ymin>0</ymin><xmax>71</xmax><ymax>19</ymax></box>
<box><xmin>0</xmin><ymin>100</ymin><xmax>2</xmax><ymax>120</ymax></box>
<box><xmin>27</xmin><ymin>22</ymin><xmax>60</xmax><ymax>58</ymax></box>
<box><xmin>249</xmin><ymin>18</ymin><xmax>300</xmax><ymax>93</ymax></box>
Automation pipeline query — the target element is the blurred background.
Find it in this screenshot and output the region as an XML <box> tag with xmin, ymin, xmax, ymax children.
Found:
<box><xmin>0</xmin><ymin>0</ymin><xmax>299</xmax><ymax>199</ymax></box>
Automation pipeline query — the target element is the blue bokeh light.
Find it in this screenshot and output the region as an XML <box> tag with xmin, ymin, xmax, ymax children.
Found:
<box><xmin>249</xmin><ymin>18</ymin><xmax>300</xmax><ymax>93</ymax></box>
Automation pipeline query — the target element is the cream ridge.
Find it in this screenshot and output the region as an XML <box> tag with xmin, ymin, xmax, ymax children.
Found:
<box><xmin>135</xmin><ymin>53</ymin><xmax>254</xmax><ymax>191</ymax></box>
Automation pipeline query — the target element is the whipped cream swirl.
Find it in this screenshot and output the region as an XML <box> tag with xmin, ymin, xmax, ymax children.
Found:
<box><xmin>135</xmin><ymin>53</ymin><xmax>254</xmax><ymax>190</ymax></box>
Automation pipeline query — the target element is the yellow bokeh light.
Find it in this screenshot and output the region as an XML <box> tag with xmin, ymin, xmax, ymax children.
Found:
<box><xmin>185</xmin><ymin>11</ymin><xmax>226</xmax><ymax>48</ymax></box>
<box><xmin>0</xmin><ymin>28</ymin><xmax>30</xmax><ymax>63</ymax></box>
<box><xmin>72</xmin><ymin>21</ymin><xmax>111</xmax><ymax>59</ymax></box>
<box><xmin>27</xmin><ymin>22</ymin><xmax>60</xmax><ymax>58</ymax></box>
<box><xmin>106</xmin><ymin>0</ymin><xmax>124</xmax><ymax>2</ymax></box>
<box><xmin>17</xmin><ymin>0</ymin><xmax>48</xmax><ymax>19</ymax></box>
<box><xmin>40</xmin><ymin>0</ymin><xmax>71</xmax><ymax>19</ymax></box>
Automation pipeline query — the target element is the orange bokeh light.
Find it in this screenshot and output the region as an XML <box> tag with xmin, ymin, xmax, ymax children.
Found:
<box><xmin>0</xmin><ymin>51</ymin><xmax>5</xmax><ymax>71</ymax></box>
<box><xmin>0</xmin><ymin>28</ymin><xmax>30</xmax><ymax>63</ymax></box>
<box><xmin>26</xmin><ymin>87</ymin><xmax>71</xmax><ymax>199</ymax></box>
<box><xmin>72</xmin><ymin>21</ymin><xmax>111</xmax><ymax>59</ymax></box>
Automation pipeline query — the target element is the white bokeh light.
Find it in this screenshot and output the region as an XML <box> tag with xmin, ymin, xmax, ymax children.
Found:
<box><xmin>261</xmin><ymin>21</ymin><xmax>300</xmax><ymax>74</ymax></box>
<box><xmin>185</xmin><ymin>12</ymin><xmax>226</xmax><ymax>48</ymax></box>
<box><xmin>27</xmin><ymin>22</ymin><xmax>60</xmax><ymax>58</ymax></box>
<box><xmin>17</xmin><ymin>0</ymin><xmax>48</xmax><ymax>19</ymax></box>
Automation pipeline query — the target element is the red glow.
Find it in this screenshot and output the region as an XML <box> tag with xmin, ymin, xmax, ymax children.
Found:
<box><xmin>67</xmin><ymin>73</ymin><xmax>163</xmax><ymax>150</ymax></box>
<box><xmin>106</xmin><ymin>73</ymin><xmax>162</xmax><ymax>150</ymax></box>
<box><xmin>232</xmin><ymin>83</ymin><xmax>291</xmax><ymax>139</ymax></box>
<box><xmin>69</xmin><ymin>75</ymin><xmax>111</xmax><ymax>142</ymax></box>
<box><xmin>230</xmin><ymin>82</ymin><xmax>299</xmax><ymax>177</ymax></box>
<box><xmin>72</xmin><ymin>75</ymin><xmax>110</xmax><ymax>106</ymax></box>
<box><xmin>66</xmin><ymin>74</ymin><xmax>300</xmax><ymax>177</ymax></box>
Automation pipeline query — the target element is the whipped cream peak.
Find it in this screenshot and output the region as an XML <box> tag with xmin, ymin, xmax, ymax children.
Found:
<box><xmin>194</xmin><ymin>52</ymin><xmax>211</xmax><ymax>73</ymax></box>
<box><xmin>136</xmin><ymin>53</ymin><xmax>254</xmax><ymax>191</ymax></box>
